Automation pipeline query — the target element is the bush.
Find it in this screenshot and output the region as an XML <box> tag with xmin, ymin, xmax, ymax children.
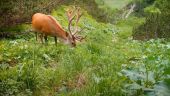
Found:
<box><xmin>133</xmin><ymin>0</ymin><xmax>170</xmax><ymax>40</ymax></box>
<box><xmin>0</xmin><ymin>0</ymin><xmax>62</xmax><ymax>28</ymax></box>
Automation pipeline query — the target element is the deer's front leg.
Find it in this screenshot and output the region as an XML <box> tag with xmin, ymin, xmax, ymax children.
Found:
<box><xmin>35</xmin><ymin>32</ymin><xmax>38</xmax><ymax>41</ymax></box>
<box><xmin>44</xmin><ymin>35</ymin><xmax>48</xmax><ymax>44</ymax></box>
<box><xmin>54</xmin><ymin>36</ymin><xmax>57</xmax><ymax>45</ymax></box>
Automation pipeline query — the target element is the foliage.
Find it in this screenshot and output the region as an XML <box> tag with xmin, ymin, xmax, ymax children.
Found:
<box><xmin>0</xmin><ymin>24</ymin><xmax>31</xmax><ymax>39</ymax></box>
<box><xmin>121</xmin><ymin>39</ymin><xmax>170</xmax><ymax>95</ymax></box>
<box><xmin>0</xmin><ymin>0</ymin><xmax>62</xmax><ymax>28</ymax></box>
<box><xmin>133</xmin><ymin>0</ymin><xmax>156</xmax><ymax>16</ymax></box>
<box><xmin>1</xmin><ymin>5</ymin><xmax>170</xmax><ymax>96</ymax></box>
<box><xmin>64</xmin><ymin>0</ymin><xmax>119</xmax><ymax>24</ymax></box>
<box><xmin>0</xmin><ymin>0</ymin><xmax>122</xmax><ymax>28</ymax></box>
<box><xmin>0</xmin><ymin>0</ymin><xmax>130</xmax><ymax>39</ymax></box>
<box><xmin>102</xmin><ymin>0</ymin><xmax>133</xmax><ymax>9</ymax></box>
<box><xmin>133</xmin><ymin>0</ymin><xmax>170</xmax><ymax>40</ymax></box>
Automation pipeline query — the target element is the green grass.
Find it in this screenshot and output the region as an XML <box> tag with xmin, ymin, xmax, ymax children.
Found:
<box><xmin>115</xmin><ymin>16</ymin><xmax>145</xmax><ymax>39</ymax></box>
<box><xmin>103</xmin><ymin>0</ymin><xmax>133</xmax><ymax>9</ymax></box>
<box><xmin>0</xmin><ymin>5</ymin><xmax>170</xmax><ymax>96</ymax></box>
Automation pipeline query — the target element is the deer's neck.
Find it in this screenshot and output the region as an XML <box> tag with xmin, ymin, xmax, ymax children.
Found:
<box><xmin>47</xmin><ymin>15</ymin><xmax>68</xmax><ymax>40</ymax></box>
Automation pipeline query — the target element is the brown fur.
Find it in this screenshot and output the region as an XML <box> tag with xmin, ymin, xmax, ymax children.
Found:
<box><xmin>32</xmin><ymin>13</ymin><xmax>67</xmax><ymax>40</ymax></box>
<box><xmin>32</xmin><ymin>13</ymin><xmax>76</xmax><ymax>47</ymax></box>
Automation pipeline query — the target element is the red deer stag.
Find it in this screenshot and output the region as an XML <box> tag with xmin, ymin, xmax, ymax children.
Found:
<box><xmin>31</xmin><ymin>7</ymin><xmax>84</xmax><ymax>47</ymax></box>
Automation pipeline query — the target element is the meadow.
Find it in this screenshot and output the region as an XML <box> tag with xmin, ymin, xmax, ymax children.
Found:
<box><xmin>1</xmin><ymin>2</ymin><xmax>170</xmax><ymax>96</ymax></box>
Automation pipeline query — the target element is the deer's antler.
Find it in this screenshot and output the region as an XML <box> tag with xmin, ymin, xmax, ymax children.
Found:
<box><xmin>67</xmin><ymin>6</ymin><xmax>76</xmax><ymax>37</ymax></box>
<box><xmin>67</xmin><ymin>6</ymin><xmax>85</xmax><ymax>42</ymax></box>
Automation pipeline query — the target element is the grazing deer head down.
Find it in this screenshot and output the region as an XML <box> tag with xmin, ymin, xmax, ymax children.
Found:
<box><xmin>31</xmin><ymin>6</ymin><xmax>85</xmax><ymax>47</ymax></box>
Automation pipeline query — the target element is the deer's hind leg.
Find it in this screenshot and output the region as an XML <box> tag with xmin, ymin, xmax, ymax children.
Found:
<box><xmin>39</xmin><ymin>33</ymin><xmax>44</xmax><ymax>44</ymax></box>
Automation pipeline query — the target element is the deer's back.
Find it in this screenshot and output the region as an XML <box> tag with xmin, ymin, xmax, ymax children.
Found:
<box><xmin>32</xmin><ymin>13</ymin><xmax>57</xmax><ymax>36</ymax></box>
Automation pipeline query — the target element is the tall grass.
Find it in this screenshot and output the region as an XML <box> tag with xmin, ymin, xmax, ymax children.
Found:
<box><xmin>0</xmin><ymin>5</ymin><xmax>170</xmax><ymax>96</ymax></box>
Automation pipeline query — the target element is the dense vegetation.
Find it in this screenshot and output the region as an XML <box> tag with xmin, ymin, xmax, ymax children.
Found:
<box><xmin>133</xmin><ymin>0</ymin><xmax>170</xmax><ymax>39</ymax></box>
<box><xmin>0</xmin><ymin>0</ymin><xmax>170</xmax><ymax>96</ymax></box>
<box><xmin>0</xmin><ymin>0</ymin><xmax>63</xmax><ymax>28</ymax></box>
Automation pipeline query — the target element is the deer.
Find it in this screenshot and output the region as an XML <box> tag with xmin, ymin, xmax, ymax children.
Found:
<box><xmin>31</xmin><ymin>7</ymin><xmax>85</xmax><ymax>47</ymax></box>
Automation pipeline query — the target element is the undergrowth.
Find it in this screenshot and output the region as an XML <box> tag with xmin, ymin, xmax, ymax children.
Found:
<box><xmin>0</xmin><ymin>5</ymin><xmax>170</xmax><ymax>96</ymax></box>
